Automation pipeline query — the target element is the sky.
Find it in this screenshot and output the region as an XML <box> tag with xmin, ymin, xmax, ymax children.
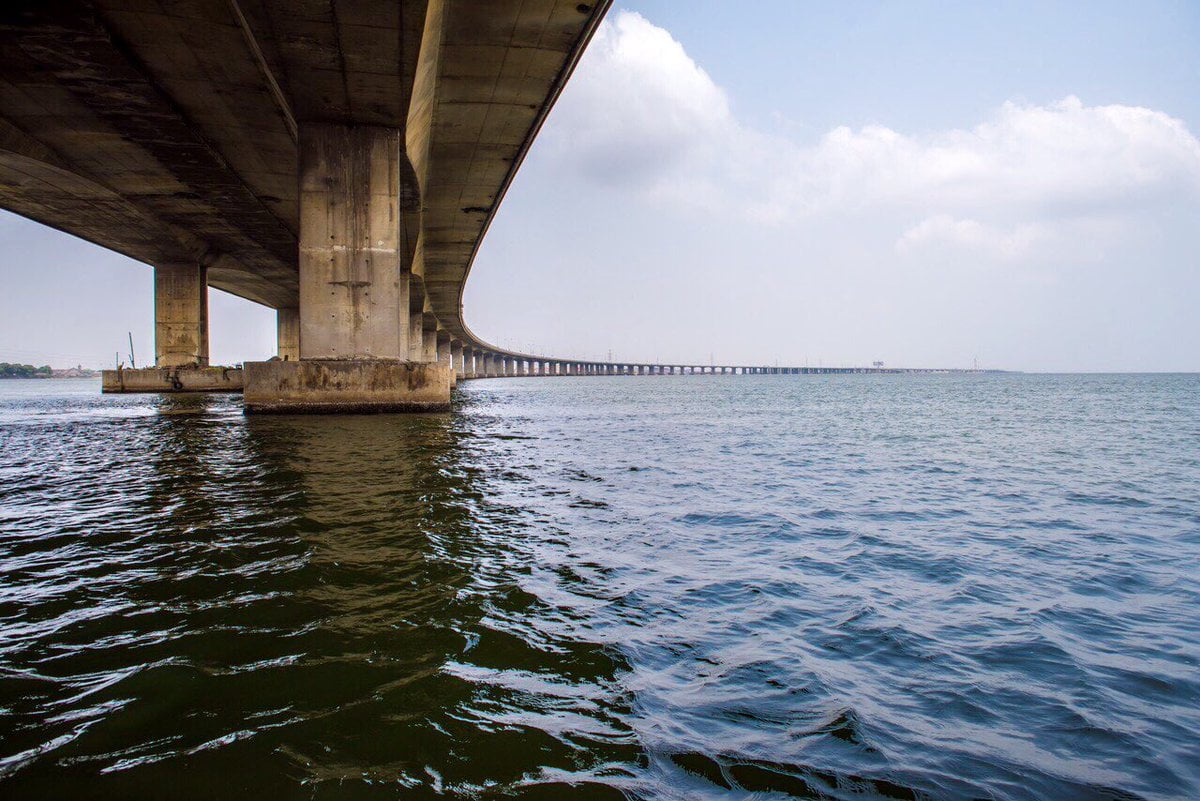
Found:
<box><xmin>2</xmin><ymin>1</ymin><xmax>1198</xmax><ymax>372</ymax></box>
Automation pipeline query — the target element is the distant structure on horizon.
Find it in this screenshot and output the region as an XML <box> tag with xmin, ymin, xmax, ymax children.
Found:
<box><xmin>0</xmin><ymin>363</ymin><xmax>101</xmax><ymax>379</ymax></box>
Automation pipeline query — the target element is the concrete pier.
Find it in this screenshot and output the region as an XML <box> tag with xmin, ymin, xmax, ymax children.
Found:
<box><xmin>421</xmin><ymin>316</ymin><xmax>438</xmax><ymax>363</ymax></box>
<box><xmin>103</xmin><ymin>365</ymin><xmax>243</xmax><ymax>393</ymax></box>
<box><xmin>243</xmin><ymin>360</ymin><xmax>450</xmax><ymax>414</ymax></box>
<box><xmin>408</xmin><ymin>302</ymin><xmax>424</xmax><ymax>362</ymax></box>
<box><xmin>277</xmin><ymin>308</ymin><xmax>300</xmax><ymax>361</ymax></box>
<box><xmin>437</xmin><ymin>332</ymin><xmax>452</xmax><ymax>372</ymax></box>
<box><xmin>242</xmin><ymin>124</ymin><xmax>450</xmax><ymax>413</ymax></box>
<box><xmin>155</xmin><ymin>263</ymin><xmax>208</xmax><ymax>367</ymax></box>
<box><xmin>451</xmin><ymin>341</ymin><xmax>464</xmax><ymax>382</ymax></box>
<box><xmin>102</xmin><ymin>261</ymin><xmax>244</xmax><ymax>393</ymax></box>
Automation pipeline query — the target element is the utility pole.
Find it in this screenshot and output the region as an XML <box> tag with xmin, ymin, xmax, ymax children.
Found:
<box><xmin>128</xmin><ymin>332</ymin><xmax>136</xmax><ymax>369</ymax></box>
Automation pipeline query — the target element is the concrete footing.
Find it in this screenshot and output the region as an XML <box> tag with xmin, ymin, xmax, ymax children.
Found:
<box><xmin>242</xmin><ymin>359</ymin><xmax>452</xmax><ymax>414</ymax></box>
<box><xmin>102</xmin><ymin>366</ymin><xmax>243</xmax><ymax>393</ymax></box>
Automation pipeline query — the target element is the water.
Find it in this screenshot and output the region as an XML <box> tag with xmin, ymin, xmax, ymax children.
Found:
<box><xmin>1</xmin><ymin>374</ymin><xmax>1197</xmax><ymax>800</ymax></box>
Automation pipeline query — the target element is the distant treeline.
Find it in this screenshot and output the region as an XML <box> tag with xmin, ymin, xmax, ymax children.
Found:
<box><xmin>0</xmin><ymin>363</ymin><xmax>52</xmax><ymax>378</ymax></box>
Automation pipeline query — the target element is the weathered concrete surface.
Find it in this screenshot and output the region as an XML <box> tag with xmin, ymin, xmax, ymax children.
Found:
<box><xmin>243</xmin><ymin>359</ymin><xmax>450</xmax><ymax>414</ymax></box>
<box><xmin>408</xmin><ymin>312</ymin><xmax>425</xmax><ymax>362</ymax></box>
<box><xmin>450</xmin><ymin>341</ymin><xmax>463</xmax><ymax>382</ymax></box>
<box><xmin>299</xmin><ymin>124</ymin><xmax>406</xmax><ymax>360</ymax></box>
<box><xmin>155</xmin><ymin>263</ymin><xmax>209</xmax><ymax>367</ymax></box>
<box><xmin>102</xmin><ymin>366</ymin><xmax>242</xmax><ymax>393</ymax></box>
<box><xmin>277</xmin><ymin>308</ymin><xmax>299</xmax><ymax>360</ymax></box>
<box><xmin>421</xmin><ymin>316</ymin><xmax>438</xmax><ymax>362</ymax></box>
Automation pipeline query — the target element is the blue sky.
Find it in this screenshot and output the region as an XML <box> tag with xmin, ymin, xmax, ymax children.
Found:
<box><xmin>2</xmin><ymin>2</ymin><xmax>1198</xmax><ymax>371</ymax></box>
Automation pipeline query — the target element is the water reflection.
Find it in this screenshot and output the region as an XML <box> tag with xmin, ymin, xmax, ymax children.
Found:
<box><xmin>2</xmin><ymin>396</ymin><xmax>638</xmax><ymax>798</ymax></box>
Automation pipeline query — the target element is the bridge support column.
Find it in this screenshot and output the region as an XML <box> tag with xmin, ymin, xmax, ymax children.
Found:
<box><xmin>103</xmin><ymin>262</ymin><xmax>244</xmax><ymax>393</ymax></box>
<box><xmin>422</xmin><ymin>316</ymin><xmax>438</xmax><ymax>363</ymax></box>
<box><xmin>155</xmin><ymin>262</ymin><xmax>209</xmax><ymax>367</ymax></box>
<box><xmin>437</xmin><ymin>331</ymin><xmax>452</xmax><ymax>374</ymax></box>
<box><xmin>277</xmin><ymin>307</ymin><xmax>300</xmax><ymax>361</ymax></box>
<box><xmin>408</xmin><ymin>309</ymin><xmax>424</xmax><ymax>361</ymax></box>
<box><xmin>451</xmin><ymin>341</ymin><xmax>463</xmax><ymax>382</ymax></box>
<box><xmin>243</xmin><ymin>123</ymin><xmax>450</xmax><ymax>413</ymax></box>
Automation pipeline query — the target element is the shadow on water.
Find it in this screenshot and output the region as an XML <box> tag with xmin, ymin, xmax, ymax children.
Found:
<box><xmin>0</xmin><ymin>395</ymin><xmax>638</xmax><ymax>800</ymax></box>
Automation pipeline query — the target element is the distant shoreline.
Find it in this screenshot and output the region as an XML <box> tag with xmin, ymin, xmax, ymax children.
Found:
<box><xmin>0</xmin><ymin>373</ymin><xmax>101</xmax><ymax>380</ymax></box>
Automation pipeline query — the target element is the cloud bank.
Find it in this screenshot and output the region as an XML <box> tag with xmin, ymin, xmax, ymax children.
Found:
<box><xmin>545</xmin><ymin>11</ymin><xmax>1200</xmax><ymax>260</ymax></box>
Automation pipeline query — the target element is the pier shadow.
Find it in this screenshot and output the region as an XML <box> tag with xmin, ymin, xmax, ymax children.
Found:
<box><xmin>2</xmin><ymin>405</ymin><xmax>639</xmax><ymax>799</ymax></box>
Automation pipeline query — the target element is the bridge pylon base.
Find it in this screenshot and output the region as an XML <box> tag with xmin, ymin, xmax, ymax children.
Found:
<box><xmin>242</xmin><ymin>359</ymin><xmax>451</xmax><ymax>414</ymax></box>
<box><xmin>101</xmin><ymin>366</ymin><xmax>243</xmax><ymax>393</ymax></box>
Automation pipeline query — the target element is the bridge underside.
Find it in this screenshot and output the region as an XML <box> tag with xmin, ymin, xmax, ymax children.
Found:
<box><xmin>0</xmin><ymin>0</ymin><xmax>609</xmax><ymax>410</ymax></box>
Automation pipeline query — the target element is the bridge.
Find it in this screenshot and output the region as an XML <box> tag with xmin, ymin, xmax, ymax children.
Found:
<box><xmin>0</xmin><ymin>2</ymin><xmax>990</xmax><ymax>412</ymax></box>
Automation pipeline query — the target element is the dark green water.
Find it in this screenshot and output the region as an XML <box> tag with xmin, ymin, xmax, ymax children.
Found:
<box><xmin>1</xmin><ymin>375</ymin><xmax>1197</xmax><ymax>800</ymax></box>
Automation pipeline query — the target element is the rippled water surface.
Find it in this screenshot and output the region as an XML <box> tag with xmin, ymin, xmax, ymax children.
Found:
<box><xmin>1</xmin><ymin>374</ymin><xmax>1198</xmax><ymax>800</ymax></box>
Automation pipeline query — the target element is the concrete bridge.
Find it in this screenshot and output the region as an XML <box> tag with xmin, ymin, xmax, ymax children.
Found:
<box><xmin>0</xmin><ymin>0</ymin><xmax>625</xmax><ymax>411</ymax></box>
<box><xmin>0</xmin><ymin>2</ymin><xmax>992</xmax><ymax>411</ymax></box>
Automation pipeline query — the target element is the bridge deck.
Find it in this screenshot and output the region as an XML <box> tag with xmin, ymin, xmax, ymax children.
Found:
<box><xmin>0</xmin><ymin>0</ymin><xmax>607</xmax><ymax>356</ymax></box>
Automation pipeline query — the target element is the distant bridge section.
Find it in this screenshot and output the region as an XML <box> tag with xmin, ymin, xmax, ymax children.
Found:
<box><xmin>452</xmin><ymin>361</ymin><xmax>1006</xmax><ymax>377</ymax></box>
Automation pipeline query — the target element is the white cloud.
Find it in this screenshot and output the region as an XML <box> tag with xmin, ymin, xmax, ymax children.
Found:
<box><xmin>895</xmin><ymin>216</ymin><xmax>1047</xmax><ymax>260</ymax></box>
<box><xmin>552</xmin><ymin>11</ymin><xmax>732</xmax><ymax>189</ymax></box>
<box><xmin>547</xmin><ymin>11</ymin><xmax>1200</xmax><ymax>258</ymax></box>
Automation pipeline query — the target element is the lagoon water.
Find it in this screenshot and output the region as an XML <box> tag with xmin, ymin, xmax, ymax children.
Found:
<box><xmin>0</xmin><ymin>374</ymin><xmax>1197</xmax><ymax>800</ymax></box>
